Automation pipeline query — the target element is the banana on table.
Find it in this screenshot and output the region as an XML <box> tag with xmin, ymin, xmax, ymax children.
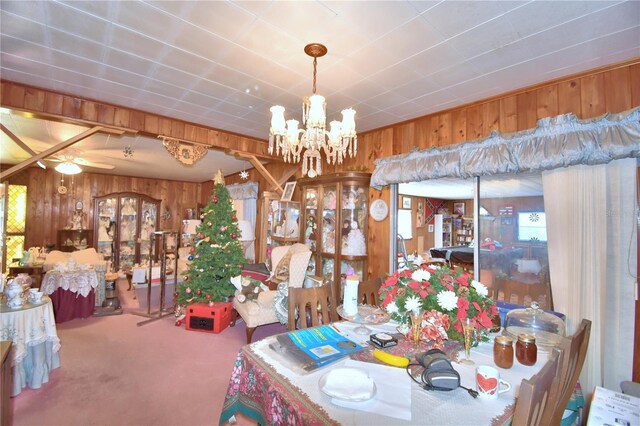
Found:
<box><xmin>372</xmin><ymin>349</ymin><xmax>410</xmax><ymax>367</ymax></box>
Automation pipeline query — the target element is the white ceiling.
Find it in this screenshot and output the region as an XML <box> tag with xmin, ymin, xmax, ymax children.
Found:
<box><xmin>1</xmin><ymin>0</ymin><xmax>639</xmax><ymax>182</ymax></box>
<box><xmin>400</xmin><ymin>172</ymin><xmax>543</xmax><ymax>200</ymax></box>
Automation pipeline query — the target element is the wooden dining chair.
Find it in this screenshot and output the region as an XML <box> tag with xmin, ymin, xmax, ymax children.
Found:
<box><xmin>357</xmin><ymin>277</ymin><xmax>383</xmax><ymax>306</ymax></box>
<box><xmin>498</xmin><ymin>280</ymin><xmax>553</xmax><ymax>311</ymax></box>
<box><xmin>512</xmin><ymin>348</ymin><xmax>562</xmax><ymax>426</ymax></box>
<box><xmin>549</xmin><ymin>319</ymin><xmax>592</xmax><ymax>425</ymax></box>
<box><xmin>287</xmin><ymin>283</ymin><xmax>337</xmax><ymax>331</ymax></box>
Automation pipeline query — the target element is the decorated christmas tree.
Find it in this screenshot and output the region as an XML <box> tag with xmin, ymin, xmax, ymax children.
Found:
<box><xmin>176</xmin><ymin>176</ymin><xmax>245</xmax><ymax>305</ymax></box>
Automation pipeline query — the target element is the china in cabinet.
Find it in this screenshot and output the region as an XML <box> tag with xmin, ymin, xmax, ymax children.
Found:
<box><xmin>298</xmin><ymin>172</ymin><xmax>370</xmax><ymax>299</ymax></box>
<box><xmin>57</xmin><ymin>229</ymin><xmax>94</xmax><ymax>252</ymax></box>
<box><xmin>94</xmin><ymin>192</ymin><xmax>160</xmax><ymax>273</ymax></box>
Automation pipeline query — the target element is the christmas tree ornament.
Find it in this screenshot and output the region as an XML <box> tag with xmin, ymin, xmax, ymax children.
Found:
<box><xmin>200</xmin><ymin>214</ymin><xmax>204</xmax><ymax>219</ymax></box>
<box><xmin>208</xmin><ymin>222</ymin><xmax>212</xmax><ymax>226</ymax></box>
<box><xmin>190</xmin><ymin>247</ymin><xmax>195</xmax><ymax>253</ymax></box>
<box><xmin>208</xmin><ymin>301</ymin><xmax>215</xmax><ymax>307</ymax></box>
<box><xmin>205</xmin><ymin>294</ymin><xmax>211</xmax><ymax>299</ymax></box>
<box><xmin>188</xmin><ymin>255</ymin><xmax>194</xmax><ymax>261</ymax></box>
<box><xmin>220</xmin><ymin>226</ymin><xmax>227</xmax><ymax>232</ymax></box>
<box><xmin>196</xmin><ymin>289</ymin><xmax>201</xmax><ymax>295</ymax></box>
<box><xmin>232</xmin><ymin>214</ymin><xmax>237</xmax><ymax>220</ymax></box>
<box><xmin>198</xmin><ymin>233</ymin><xmax>204</xmax><ymax>239</ymax></box>
<box><xmin>212</xmin><ymin>196</ymin><xmax>218</xmax><ymax>204</ymax></box>
<box><xmin>231</xmin><ymin>233</ymin><xmax>237</xmax><ymax>239</ymax></box>
<box><xmin>174</xmin><ymin>291</ymin><xmax>179</xmax><ymax>297</ymax></box>
<box><xmin>175</xmin><ymin>320</ymin><xmax>182</xmax><ymax>326</ymax></box>
<box><xmin>186</xmin><ymin>287</ymin><xmax>192</xmax><ymax>293</ymax></box>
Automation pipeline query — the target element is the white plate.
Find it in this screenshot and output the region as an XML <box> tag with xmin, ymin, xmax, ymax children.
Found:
<box><xmin>319</xmin><ymin>370</ymin><xmax>377</xmax><ymax>402</ymax></box>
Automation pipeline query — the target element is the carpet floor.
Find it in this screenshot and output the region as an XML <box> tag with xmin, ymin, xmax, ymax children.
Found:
<box><xmin>10</xmin><ymin>278</ymin><xmax>287</xmax><ymax>426</ymax></box>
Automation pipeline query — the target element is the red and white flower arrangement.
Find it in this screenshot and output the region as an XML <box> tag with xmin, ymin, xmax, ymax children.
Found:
<box><xmin>378</xmin><ymin>263</ymin><xmax>497</xmax><ymax>344</ymax></box>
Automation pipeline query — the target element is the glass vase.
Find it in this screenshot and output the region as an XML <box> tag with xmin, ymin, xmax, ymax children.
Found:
<box><xmin>410</xmin><ymin>311</ymin><xmax>423</xmax><ymax>348</ymax></box>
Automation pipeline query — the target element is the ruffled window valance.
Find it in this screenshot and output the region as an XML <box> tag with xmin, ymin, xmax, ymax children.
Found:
<box><xmin>226</xmin><ymin>182</ymin><xmax>258</xmax><ymax>200</ymax></box>
<box><xmin>371</xmin><ymin>108</ymin><xmax>640</xmax><ymax>188</ymax></box>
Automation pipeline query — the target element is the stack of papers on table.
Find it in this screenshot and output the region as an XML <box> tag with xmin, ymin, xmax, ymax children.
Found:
<box><xmin>270</xmin><ymin>325</ymin><xmax>367</xmax><ymax>373</ymax></box>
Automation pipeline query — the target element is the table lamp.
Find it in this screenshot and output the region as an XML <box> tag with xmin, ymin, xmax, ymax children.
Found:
<box><xmin>237</xmin><ymin>220</ymin><xmax>255</xmax><ymax>263</ymax></box>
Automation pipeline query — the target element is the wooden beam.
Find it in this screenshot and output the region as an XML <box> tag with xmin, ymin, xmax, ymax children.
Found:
<box><xmin>277</xmin><ymin>167</ymin><xmax>298</xmax><ymax>187</ymax></box>
<box><xmin>247</xmin><ymin>156</ymin><xmax>283</xmax><ymax>193</ymax></box>
<box><xmin>225</xmin><ymin>148</ymin><xmax>281</xmax><ymax>162</ymax></box>
<box><xmin>0</xmin><ymin>126</ymin><xmax>124</xmax><ymax>181</ymax></box>
<box><xmin>0</xmin><ymin>123</ymin><xmax>47</xmax><ymax>169</ymax></box>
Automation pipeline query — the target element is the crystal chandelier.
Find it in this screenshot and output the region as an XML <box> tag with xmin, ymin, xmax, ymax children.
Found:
<box><xmin>268</xmin><ymin>43</ymin><xmax>357</xmax><ymax>178</ymax></box>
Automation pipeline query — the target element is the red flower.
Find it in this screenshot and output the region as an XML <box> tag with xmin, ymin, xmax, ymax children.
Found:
<box><xmin>476</xmin><ymin>310</ymin><xmax>492</xmax><ymax>329</ymax></box>
<box><xmin>490</xmin><ymin>304</ymin><xmax>498</xmax><ymax>316</ymax></box>
<box><xmin>457</xmin><ymin>297</ymin><xmax>470</xmax><ymax>311</ymax></box>
<box><xmin>456</xmin><ymin>275</ymin><xmax>470</xmax><ymax>287</ymax></box>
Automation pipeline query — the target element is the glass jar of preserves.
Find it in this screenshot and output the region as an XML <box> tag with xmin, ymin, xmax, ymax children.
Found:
<box><xmin>493</xmin><ymin>336</ymin><xmax>514</xmax><ymax>369</ymax></box>
<box><xmin>516</xmin><ymin>334</ymin><xmax>537</xmax><ymax>366</ymax></box>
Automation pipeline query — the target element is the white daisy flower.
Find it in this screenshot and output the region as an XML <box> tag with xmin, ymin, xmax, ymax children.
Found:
<box><xmin>471</xmin><ymin>280</ymin><xmax>488</xmax><ymax>297</ymax></box>
<box><xmin>385</xmin><ymin>301</ymin><xmax>399</xmax><ymax>314</ymax></box>
<box><xmin>436</xmin><ymin>290</ymin><xmax>458</xmax><ymax>311</ymax></box>
<box><xmin>405</xmin><ymin>295</ymin><xmax>422</xmax><ymax>314</ymax></box>
<box><xmin>411</xmin><ymin>269</ymin><xmax>431</xmax><ymax>282</ymax></box>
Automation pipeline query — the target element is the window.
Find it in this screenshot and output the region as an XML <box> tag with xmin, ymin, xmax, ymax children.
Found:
<box><xmin>4</xmin><ymin>184</ymin><xmax>27</xmax><ymax>273</ymax></box>
<box><xmin>517</xmin><ymin>211</ymin><xmax>547</xmax><ymax>242</ymax></box>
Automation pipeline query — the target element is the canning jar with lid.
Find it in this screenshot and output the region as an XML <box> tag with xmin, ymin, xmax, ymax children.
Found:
<box><xmin>493</xmin><ymin>336</ymin><xmax>514</xmax><ymax>369</ymax></box>
<box><xmin>516</xmin><ymin>333</ymin><xmax>537</xmax><ymax>366</ymax></box>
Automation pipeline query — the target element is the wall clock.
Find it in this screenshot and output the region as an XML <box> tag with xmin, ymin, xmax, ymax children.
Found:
<box><xmin>369</xmin><ymin>199</ymin><xmax>389</xmax><ymax>221</ymax></box>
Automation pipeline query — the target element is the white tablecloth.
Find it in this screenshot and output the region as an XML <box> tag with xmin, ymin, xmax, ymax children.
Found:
<box><xmin>252</xmin><ymin>322</ymin><xmax>548</xmax><ymax>425</ymax></box>
<box><xmin>41</xmin><ymin>270</ymin><xmax>98</xmax><ymax>298</ymax></box>
<box><xmin>0</xmin><ymin>297</ymin><xmax>61</xmax><ymax>396</ymax></box>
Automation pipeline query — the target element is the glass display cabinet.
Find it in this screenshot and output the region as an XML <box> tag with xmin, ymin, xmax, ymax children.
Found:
<box><xmin>94</xmin><ymin>192</ymin><xmax>160</xmax><ymax>273</ymax></box>
<box><xmin>298</xmin><ymin>172</ymin><xmax>371</xmax><ymax>300</ymax></box>
<box><xmin>258</xmin><ymin>192</ymin><xmax>301</xmax><ymax>266</ymax></box>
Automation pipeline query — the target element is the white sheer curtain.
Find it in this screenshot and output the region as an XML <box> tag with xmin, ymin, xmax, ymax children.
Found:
<box><xmin>227</xmin><ymin>182</ymin><xmax>258</xmax><ymax>262</ymax></box>
<box><xmin>543</xmin><ymin>158</ymin><xmax>637</xmax><ymax>400</ymax></box>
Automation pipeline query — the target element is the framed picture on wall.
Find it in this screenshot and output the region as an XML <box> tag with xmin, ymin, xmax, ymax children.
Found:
<box><xmin>281</xmin><ymin>182</ymin><xmax>296</xmax><ymax>201</ymax></box>
<box><xmin>416</xmin><ymin>201</ymin><xmax>424</xmax><ymax>227</ymax></box>
<box><xmin>402</xmin><ymin>196</ymin><xmax>411</xmax><ymax>209</ymax></box>
<box><xmin>454</xmin><ymin>202</ymin><xmax>465</xmax><ymax>216</ymax></box>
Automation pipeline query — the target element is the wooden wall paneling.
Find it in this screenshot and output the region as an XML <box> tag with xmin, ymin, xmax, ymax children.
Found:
<box><xmin>466</xmin><ymin>106</ymin><xmax>483</xmax><ymax>140</ymax></box>
<box><xmin>604</xmin><ymin>67</ymin><xmax>632</xmax><ymax>113</ymax></box>
<box><xmin>23</xmin><ymin>87</ymin><xmax>44</xmax><ymax>111</ymax></box>
<box><xmin>113</xmin><ymin>108</ymin><xmax>131</xmax><ymax>128</ymax></box>
<box><xmin>414</xmin><ymin>118</ymin><xmax>430</xmax><ymax>150</ymax></box>
<box><xmin>368</xmin><ymin>185</ymin><xmax>390</xmax><ymax>282</ymax></box>
<box><xmin>482</xmin><ymin>100</ymin><xmax>500</xmax><ymax>136</ymax></box>
<box><xmin>499</xmin><ymin>96</ymin><xmax>518</xmax><ymax>133</ymax></box>
<box><xmin>557</xmin><ymin>79</ymin><xmax>582</xmax><ymax>116</ymax></box>
<box><xmin>97</xmin><ymin>104</ymin><xmax>115</xmax><ymax>125</ymax></box>
<box><xmin>394</xmin><ymin>122</ymin><xmax>414</xmax><ymax>154</ymax></box>
<box><xmin>516</xmin><ymin>91</ymin><xmax>537</xmax><ymax>130</ymax></box>
<box><xmin>438</xmin><ymin>113</ymin><xmax>451</xmax><ymax>147</ymax></box>
<box><xmin>80</xmin><ymin>101</ymin><xmax>98</xmax><ymax>122</ymax></box>
<box><xmin>536</xmin><ymin>85</ymin><xmax>559</xmax><ymax>119</ymax></box>
<box><xmin>630</xmin><ymin>63</ymin><xmax>640</xmax><ymax>107</ymax></box>
<box><xmin>580</xmin><ymin>73</ymin><xmax>606</xmax><ymax>118</ymax></box>
<box><xmin>44</xmin><ymin>92</ymin><xmax>63</xmax><ymax>115</ymax></box>
<box><xmin>425</xmin><ymin>116</ymin><xmax>438</xmax><ymax>148</ymax></box>
<box><xmin>1</xmin><ymin>82</ymin><xmax>25</xmax><ymax>108</ymax></box>
<box><xmin>451</xmin><ymin>109</ymin><xmax>467</xmax><ymax>144</ymax></box>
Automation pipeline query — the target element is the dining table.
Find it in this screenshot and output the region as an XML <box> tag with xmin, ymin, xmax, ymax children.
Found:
<box><xmin>0</xmin><ymin>296</ymin><xmax>61</xmax><ymax>396</ymax></box>
<box><xmin>41</xmin><ymin>269</ymin><xmax>98</xmax><ymax>322</ymax></box>
<box><xmin>220</xmin><ymin>321</ymin><xmax>558</xmax><ymax>426</ymax></box>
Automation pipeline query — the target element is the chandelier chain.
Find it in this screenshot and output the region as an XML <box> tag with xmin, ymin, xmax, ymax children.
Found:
<box><xmin>312</xmin><ymin>57</ymin><xmax>317</xmax><ymax>94</ymax></box>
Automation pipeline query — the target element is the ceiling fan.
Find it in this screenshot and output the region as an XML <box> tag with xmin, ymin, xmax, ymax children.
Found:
<box><xmin>48</xmin><ymin>150</ymin><xmax>115</xmax><ymax>174</ymax></box>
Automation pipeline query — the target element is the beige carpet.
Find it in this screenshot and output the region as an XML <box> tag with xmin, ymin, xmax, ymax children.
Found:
<box><xmin>10</xmin><ymin>278</ymin><xmax>286</xmax><ymax>426</ymax></box>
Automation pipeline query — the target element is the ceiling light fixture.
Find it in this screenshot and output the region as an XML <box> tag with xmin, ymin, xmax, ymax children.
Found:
<box><xmin>55</xmin><ymin>161</ymin><xmax>82</xmax><ymax>175</ymax></box>
<box><xmin>268</xmin><ymin>43</ymin><xmax>357</xmax><ymax>178</ymax></box>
